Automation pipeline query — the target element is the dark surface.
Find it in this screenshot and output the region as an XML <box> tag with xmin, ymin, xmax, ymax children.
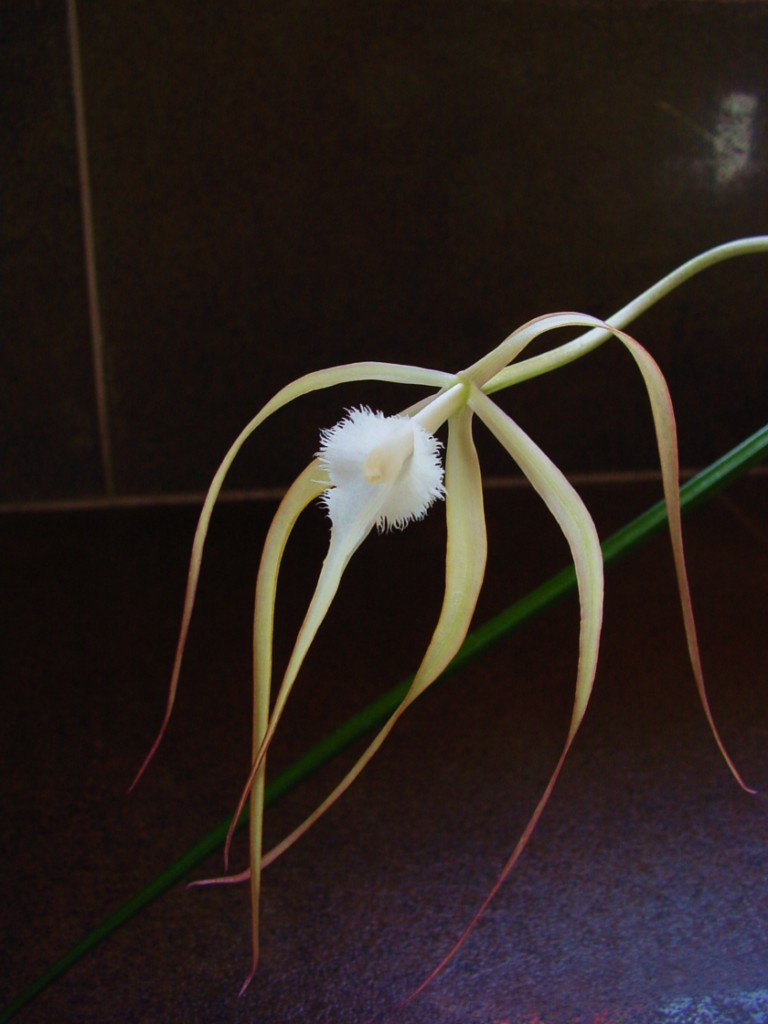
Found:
<box><xmin>2</xmin><ymin>473</ymin><xmax>767</xmax><ymax>1023</ymax></box>
<box><xmin>2</xmin><ymin>1</ymin><xmax>768</xmax><ymax>503</ymax></box>
<box><xmin>1</xmin><ymin>3</ymin><xmax>102</xmax><ymax>500</ymax></box>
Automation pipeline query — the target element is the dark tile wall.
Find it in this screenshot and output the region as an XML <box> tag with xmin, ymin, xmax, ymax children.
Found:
<box><xmin>1</xmin><ymin>4</ymin><xmax>103</xmax><ymax>502</ymax></box>
<box><xmin>2</xmin><ymin>1</ymin><xmax>767</xmax><ymax>505</ymax></box>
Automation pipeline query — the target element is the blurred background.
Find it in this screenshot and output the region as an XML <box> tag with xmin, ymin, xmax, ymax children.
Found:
<box><xmin>2</xmin><ymin>0</ymin><xmax>766</xmax><ymax>509</ymax></box>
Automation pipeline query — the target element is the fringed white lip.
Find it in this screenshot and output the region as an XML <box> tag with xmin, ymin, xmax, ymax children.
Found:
<box><xmin>316</xmin><ymin>406</ymin><xmax>445</xmax><ymax>533</ymax></box>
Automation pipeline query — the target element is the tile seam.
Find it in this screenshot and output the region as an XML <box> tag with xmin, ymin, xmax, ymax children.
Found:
<box><xmin>0</xmin><ymin>466</ymin><xmax>764</xmax><ymax>516</ymax></box>
<box><xmin>67</xmin><ymin>0</ymin><xmax>115</xmax><ymax>497</ymax></box>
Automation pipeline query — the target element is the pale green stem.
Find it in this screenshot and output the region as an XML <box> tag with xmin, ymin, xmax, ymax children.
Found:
<box><xmin>484</xmin><ymin>236</ymin><xmax>768</xmax><ymax>393</ymax></box>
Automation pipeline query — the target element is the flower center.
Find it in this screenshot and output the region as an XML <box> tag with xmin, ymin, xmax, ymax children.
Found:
<box><xmin>361</xmin><ymin>421</ymin><xmax>415</xmax><ymax>486</ymax></box>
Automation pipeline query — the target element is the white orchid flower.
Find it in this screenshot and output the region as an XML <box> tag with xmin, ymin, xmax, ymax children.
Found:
<box><xmin>132</xmin><ymin>236</ymin><xmax>766</xmax><ymax>998</ymax></box>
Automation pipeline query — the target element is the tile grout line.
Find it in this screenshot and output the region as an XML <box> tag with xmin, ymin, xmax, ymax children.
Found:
<box><xmin>0</xmin><ymin>466</ymin><xmax>764</xmax><ymax>516</ymax></box>
<box><xmin>67</xmin><ymin>0</ymin><xmax>115</xmax><ymax>497</ymax></box>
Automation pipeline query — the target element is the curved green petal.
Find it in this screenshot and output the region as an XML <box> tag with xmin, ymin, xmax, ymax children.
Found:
<box><xmin>462</xmin><ymin>312</ymin><xmax>591</xmax><ymax>390</ymax></box>
<box><xmin>222</xmin><ymin>461</ymin><xmax>329</xmax><ymax>862</ymax></box>
<box><xmin>231</xmin><ymin>462</ymin><xmax>328</xmax><ymax>990</ymax></box>
<box><xmin>231</xmin><ymin>383</ymin><xmax>474</xmax><ymax>828</ymax></box>
<box><xmin>610</xmin><ymin>332</ymin><xmax>753</xmax><ymax>792</ymax></box>
<box><xmin>468</xmin><ymin>384</ymin><xmax>603</xmax><ymax>737</ymax></box>
<box><xmin>260</xmin><ymin>401</ymin><xmax>487</xmax><ymax>869</ymax></box>
<box><xmin>223</xmin><ymin>476</ymin><xmax>398</xmax><ymax>970</ymax></box>
<box><xmin>477</xmin><ymin>306</ymin><xmax>751</xmax><ymax>791</ymax></box>
<box><xmin>407</xmin><ymin>325</ymin><xmax>757</xmax><ymax>1003</ymax></box>
<box><xmin>130</xmin><ymin>361</ymin><xmax>452</xmax><ymax>790</ymax></box>
<box><xmin>399</xmin><ymin>384</ymin><xmax>604</xmax><ymax>1004</ymax></box>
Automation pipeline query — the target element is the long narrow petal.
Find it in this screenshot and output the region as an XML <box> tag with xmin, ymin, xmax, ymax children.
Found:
<box><xmin>480</xmin><ymin>306</ymin><xmax>752</xmax><ymax>790</ymax></box>
<box><xmin>223</xmin><ymin>461</ymin><xmax>328</xmax><ymax>867</ymax></box>
<box><xmin>474</xmin><ymin>307</ymin><xmax>748</xmax><ymax>788</ymax></box>
<box><xmin>228</xmin><ymin>476</ymin><xmax>401</xmax><ymax>992</ymax></box>
<box><xmin>260</xmin><ymin>403</ymin><xmax>487</xmax><ymax>868</ymax></box>
<box><xmin>228</xmin><ymin>482</ymin><xmax>392</xmax><ymax>874</ymax></box>
<box><xmin>130</xmin><ymin>361</ymin><xmax>452</xmax><ymax>790</ymax></box>
<box><xmin>406</xmin><ymin>341</ymin><xmax>754</xmax><ymax>1003</ymax></box>
<box><xmin>227</xmin><ymin>384</ymin><xmax>472</xmax><ymax>848</ymax></box>
<box><xmin>469</xmin><ymin>385</ymin><xmax>603</xmax><ymax>738</ymax></box>
<box><xmin>400</xmin><ymin>385</ymin><xmax>604</xmax><ymax>1002</ymax></box>
<box><xmin>234</xmin><ymin>463</ymin><xmax>328</xmax><ymax>992</ymax></box>
<box><xmin>175</xmin><ymin>462</ymin><xmax>328</xmax><ymax>994</ymax></box>
<box><xmin>462</xmin><ymin>312</ymin><xmax>598</xmax><ymax>389</ymax></box>
<box><xmin>610</xmin><ymin>333</ymin><xmax>753</xmax><ymax>792</ymax></box>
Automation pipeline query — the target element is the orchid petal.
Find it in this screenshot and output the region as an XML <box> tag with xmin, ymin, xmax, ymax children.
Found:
<box><xmin>469</xmin><ymin>384</ymin><xmax>603</xmax><ymax>739</ymax></box>
<box><xmin>479</xmin><ymin>306</ymin><xmax>751</xmax><ymax>789</ymax></box>
<box><xmin>401</xmin><ymin>384</ymin><xmax>605</xmax><ymax>1000</ymax></box>
<box><xmin>466</xmin><ymin>311</ymin><xmax>644</xmax><ymax>392</ymax></box>
<box><xmin>235</xmin><ymin>389</ymin><xmax>471</xmax><ymax>814</ymax></box>
<box><xmin>611</xmin><ymin>333</ymin><xmax>754</xmax><ymax>792</ymax></box>
<box><xmin>241</xmin><ymin>462</ymin><xmax>329</xmax><ymax>989</ymax></box>
<box><xmin>222</xmin><ymin>461</ymin><xmax>328</xmax><ymax>857</ymax></box>
<box><xmin>407</xmin><ymin>324</ymin><xmax>755</xmax><ymax>1001</ymax></box>
<box><xmin>229</xmin><ymin>470</ymin><xmax>391</xmax><ymax>994</ymax></box>
<box><xmin>130</xmin><ymin>361</ymin><xmax>452</xmax><ymax>790</ymax></box>
<box><xmin>260</xmin><ymin>401</ymin><xmax>487</xmax><ymax>869</ymax></box>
